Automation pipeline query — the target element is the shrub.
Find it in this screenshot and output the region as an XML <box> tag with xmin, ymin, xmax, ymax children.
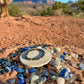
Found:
<box><xmin>8</xmin><ymin>6</ymin><xmax>21</xmax><ymax>17</ymax></box>
<box><xmin>0</xmin><ymin>8</ymin><xmax>1</xmax><ymax>15</ymax></box>
<box><xmin>52</xmin><ymin>1</ymin><xmax>63</xmax><ymax>10</ymax></box>
<box><xmin>40</xmin><ymin>7</ymin><xmax>55</xmax><ymax>16</ymax></box>
<box><xmin>40</xmin><ymin>1</ymin><xmax>70</xmax><ymax>16</ymax></box>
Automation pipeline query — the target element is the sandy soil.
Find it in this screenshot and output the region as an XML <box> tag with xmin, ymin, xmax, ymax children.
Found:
<box><xmin>0</xmin><ymin>15</ymin><xmax>84</xmax><ymax>49</ymax></box>
<box><xmin>0</xmin><ymin>16</ymin><xmax>84</xmax><ymax>84</ymax></box>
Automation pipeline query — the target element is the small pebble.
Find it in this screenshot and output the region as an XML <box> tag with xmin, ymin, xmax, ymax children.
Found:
<box><xmin>1</xmin><ymin>61</ymin><xmax>6</xmax><ymax>65</ymax></box>
<box><xmin>9</xmin><ymin>79</ymin><xmax>16</xmax><ymax>84</ymax></box>
<box><xmin>37</xmin><ymin>79</ymin><xmax>43</xmax><ymax>84</ymax></box>
<box><xmin>79</xmin><ymin>64</ymin><xmax>84</xmax><ymax>67</ymax></box>
<box><xmin>60</xmin><ymin>55</ymin><xmax>65</xmax><ymax>60</ymax></box>
<box><xmin>25</xmin><ymin>78</ymin><xmax>30</xmax><ymax>83</ymax></box>
<box><xmin>63</xmin><ymin>52</ymin><xmax>67</xmax><ymax>55</ymax></box>
<box><xmin>68</xmin><ymin>72</ymin><xmax>73</xmax><ymax>78</ymax></box>
<box><xmin>5</xmin><ymin>67</ymin><xmax>11</xmax><ymax>72</ymax></box>
<box><xmin>79</xmin><ymin>67</ymin><xmax>84</xmax><ymax>70</ymax></box>
<box><xmin>18</xmin><ymin>74</ymin><xmax>24</xmax><ymax>79</ymax></box>
<box><xmin>55</xmin><ymin>47</ymin><xmax>61</xmax><ymax>52</ymax></box>
<box><xmin>31</xmin><ymin>75</ymin><xmax>39</xmax><ymax>84</ymax></box>
<box><xmin>67</xmin><ymin>77</ymin><xmax>76</xmax><ymax>84</ymax></box>
<box><xmin>29</xmin><ymin>67</ymin><xmax>35</xmax><ymax>73</ymax></box>
<box><xmin>56</xmin><ymin>77</ymin><xmax>65</xmax><ymax>84</ymax></box>
<box><xmin>16</xmin><ymin>68</ymin><xmax>24</xmax><ymax>73</ymax></box>
<box><xmin>71</xmin><ymin>63</ymin><xmax>75</xmax><ymax>66</ymax></box>
<box><xmin>51</xmin><ymin>76</ymin><xmax>57</xmax><ymax>80</ymax></box>
<box><xmin>41</xmin><ymin>77</ymin><xmax>47</xmax><ymax>82</ymax></box>
<box><xmin>50</xmin><ymin>62</ymin><xmax>55</xmax><ymax>66</ymax></box>
<box><xmin>50</xmin><ymin>50</ymin><xmax>54</xmax><ymax>53</ymax></box>
<box><xmin>0</xmin><ymin>69</ymin><xmax>5</xmax><ymax>74</ymax></box>
<box><xmin>59</xmin><ymin>69</ymin><xmax>69</xmax><ymax>79</ymax></box>
<box><xmin>42</xmin><ymin>71</ymin><xmax>49</xmax><ymax>78</ymax></box>
<box><xmin>25</xmin><ymin>68</ymin><xmax>28</xmax><ymax>73</ymax></box>
<box><xmin>10</xmin><ymin>66</ymin><xmax>15</xmax><ymax>71</ymax></box>
<box><xmin>50</xmin><ymin>71</ymin><xmax>58</xmax><ymax>76</ymax></box>
<box><xmin>71</xmin><ymin>53</ymin><xmax>78</xmax><ymax>59</ymax></box>
<box><xmin>18</xmin><ymin>79</ymin><xmax>25</xmax><ymax>84</ymax></box>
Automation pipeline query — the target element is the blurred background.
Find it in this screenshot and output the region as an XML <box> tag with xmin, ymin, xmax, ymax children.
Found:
<box><xmin>0</xmin><ymin>0</ymin><xmax>83</xmax><ymax>18</ymax></box>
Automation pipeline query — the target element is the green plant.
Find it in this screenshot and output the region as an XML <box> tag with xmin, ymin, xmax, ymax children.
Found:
<box><xmin>8</xmin><ymin>6</ymin><xmax>21</xmax><ymax>17</ymax></box>
<box><xmin>0</xmin><ymin>8</ymin><xmax>1</xmax><ymax>15</ymax></box>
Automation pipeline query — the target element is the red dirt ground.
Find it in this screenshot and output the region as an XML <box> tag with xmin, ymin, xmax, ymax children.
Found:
<box><xmin>0</xmin><ymin>16</ymin><xmax>84</xmax><ymax>84</ymax></box>
<box><xmin>0</xmin><ymin>15</ymin><xmax>84</xmax><ymax>49</ymax></box>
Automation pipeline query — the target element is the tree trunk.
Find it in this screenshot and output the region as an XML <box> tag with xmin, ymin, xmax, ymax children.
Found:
<box><xmin>0</xmin><ymin>0</ymin><xmax>13</xmax><ymax>18</ymax></box>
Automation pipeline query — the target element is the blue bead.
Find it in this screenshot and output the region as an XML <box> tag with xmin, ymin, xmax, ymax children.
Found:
<box><xmin>0</xmin><ymin>69</ymin><xmax>5</xmax><ymax>74</ymax></box>
<box><xmin>54</xmin><ymin>50</ymin><xmax>57</xmax><ymax>54</ymax></box>
<box><xmin>3</xmin><ymin>83</ymin><xmax>7</xmax><ymax>84</ymax></box>
<box><xmin>50</xmin><ymin>62</ymin><xmax>55</xmax><ymax>66</ymax></box>
<box><xmin>31</xmin><ymin>46</ymin><xmax>36</xmax><ymax>48</ymax></box>
<box><xmin>23</xmin><ymin>47</ymin><xmax>32</xmax><ymax>51</ymax></box>
<box><xmin>10</xmin><ymin>53</ymin><xmax>17</xmax><ymax>58</ymax></box>
<box><xmin>56</xmin><ymin>57</ymin><xmax>61</xmax><ymax>61</ymax></box>
<box><xmin>18</xmin><ymin>79</ymin><xmax>25</xmax><ymax>84</ymax></box>
<box><xmin>18</xmin><ymin>74</ymin><xmax>24</xmax><ymax>79</ymax></box>
<box><xmin>59</xmin><ymin>69</ymin><xmax>69</xmax><ymax>79</ymax></box>
<box><xmin>79</xmin><ymin>64</ymin><xmax>84</xmax><ymax>67</ymax></box>
<box><xmin>18</xmin><ymin>48</ymin><xmax>24</xmax><ymax>52</ymax></box>
<box><xmin>63</xmin><ymin>52</ymin><xmax>67</xmax><ymax>55</ymax></box>
<box><xmin>16</xmin><ymin>68</ymin><xmax>24</xmax><ymax>73</ymax></box>
<box><xmin>9</xmin><ymin>79</ymin><xmax>16</xmax><ymax>84</ymax></box>
<box><xmin>52</xmin><ymin>59</ymin><xmax>55</xmax><ymax>62</ymax></box>
<box><xmin>71</xmin><ymin>63</ymin><xmax>75</xmax><ymax>66</ymax></box>
<box><xmin>41</xmin><ymin>77</ymin><xmax>47</xmax><ymax>82</ymax></box>
<box><xmin>0</xmin><ymin>59</ymin><xmax>2</xmax><ymax>63</ymax></box>
<box><xmin>29</xmin><ymin>67</ymin><xmax>35</xmax><ymax>73</ymax></box>
<box><xmin>77</xmin><ymin>63</ymin><xmax>81</xmax><ymax>66</ymax></box>
<box><xmin>10</xmin><ymin>66</ymin><xmax>15</xmax><ymax>71</ymax></box>
<box><xmin>68</xmin><ymin>72</ymin><xmax>73</xmax><ymax>78</ymax></box>
<box><xmin>43</xmin><ymin>47</ymin><xmax>47</xmax><ymax>50</ymax></box>
<box><xmin>42</xmin><ymin>71</ymin><xmax>49</xmax><ymax>78</ymax></box>
<box><xmin>8</xmin><ymin>64</ymin><xmax>11</xmax><ymax>67</ymax></box>
<box><xmin>42</xmin><ymin>73</ymin><xmax>49</xmax><ymax>77</ymax></box>
<box><xmin>79</xmin><ymin>67</ymin><xmax>84</xmax><ymax>70</ymax></box>
<box><xmin>37</xmin><ymin>79</ymin><xmax>41</xmax><ymax>83</ymax></box>
<box><xmin>5</xmin><ymin>67</ymin><xmax>11</xmax><ymax>72</ymax></box>
<box><xmin>60</xmin><ymin>55</ymin><xmax>65</xmax><ymax>60</ymax></box>
<box><xmin>1</xmin><ymin>61</ymin><xmax>6</xmax><ymax>64</ymax></box>
<box><xmin>50</xmin><ymin>71</ymin><xmax>58</xmax><ymax>76</ymax></box>
<box><xmin>23</xmin><ymin>47</ymin><xmax>29</xmax><ymax>51</ymax></box>
<box><xmin>6</xmin><ymin>61</ymin><xmax>10</xmax><ymax>65</ymax></box>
